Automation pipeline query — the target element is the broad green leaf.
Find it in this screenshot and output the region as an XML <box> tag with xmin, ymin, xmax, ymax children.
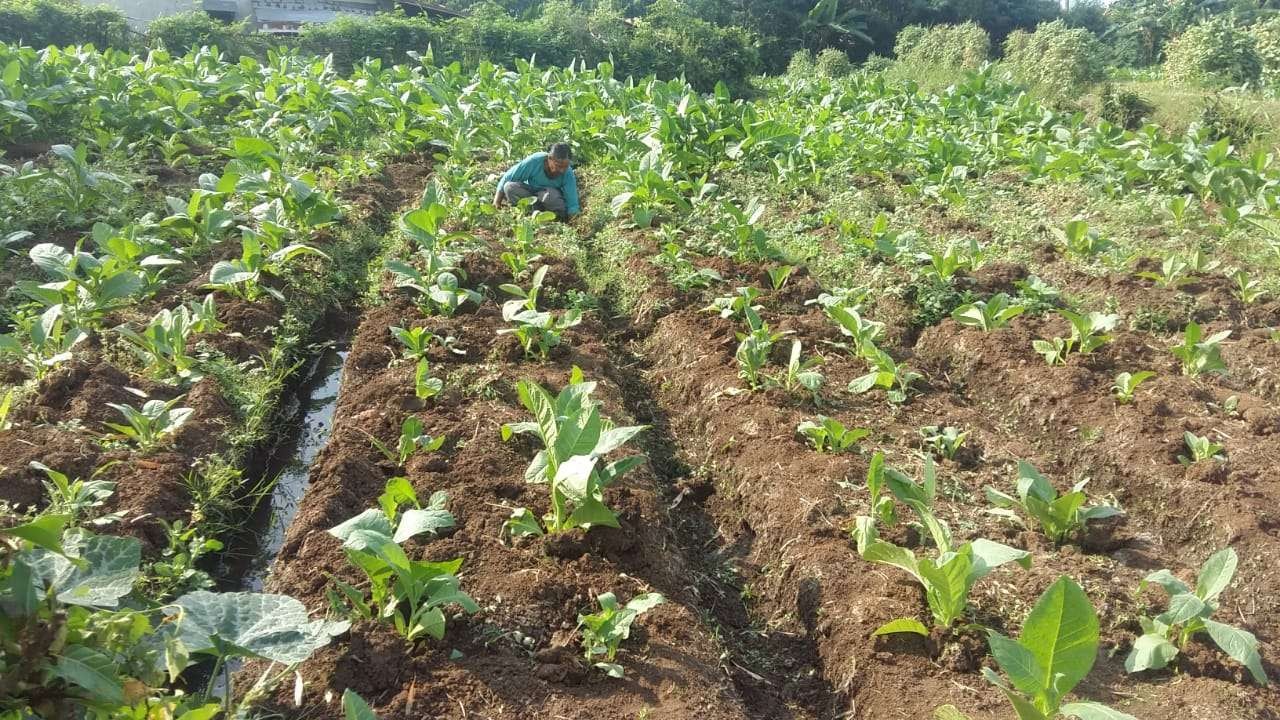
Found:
<box><xmin>1000</xmin><ymin>686</ymin><xmax>1051</xmax><ymax>720</ymax></box>
<box><xmin>989</xmin><ymin>630</ymin><xmax>1044</xmax><ymax>699</ymax></box>
<box><xmin>342</xmin><ymin>689</ymin><xmax>380</xmax><ymax>720</ymax></box>
<box><xmin>934</xmin><ymin>706</ymin><xmax>972</xmax><ymax>720</ymax></box>
<box><xmin>1060</xmin><ymin>701</ymin><xmax>1139</xmax><ymax>719</ymax></box>
<box><xmin>1142</xmin><ymin>569</ymin><xmax>1189</xmax><ymax>597</ymax></box>
<box><xmin>920</xmin><ymin>551</ymin><xmax>971</xmax><ymax>626</ymax></box>
<box><xmin>1194</xmin><ymin>548</ymin><xmax>1237</xmax><ymax>603</ymax></box>
<box><xmin>968</xmin><ymin>539</ymin><xmax>1032</xmax><ymax>583</ymax></box>
<box><xmin>1123</xmin><ymin>633</ymin><xmax>1178</xmax><ymax>673</ymax></box>
<box><xmin>565</xmin><ymin>496</ymin><xmax>620</xmax><ymax>530</ymax></box>
<box><xmin>554</xmin><ymin>454</ymin><xmax>598</xmax><ymax>503</ymax></box>
<box><xmin>1203</xmin><ymin>618</ymin><xmax>1268</xmax><ymax>685</ymax></box>
<box><xmin>393</xmin><ymin>508</ymin><xmax>455</xmax><ymax>544</ymax></box>
<box><xmin>27</xmin><ymin>532</ymin><xmax>141</xmax><ymax>608</ymax></box>
<box><xmin>504</xmin><ymin>507</ymin><xmax>543</xmax><ymax>537</ymax></box>
<box><xmin>1</xmin><ymin>513</ymin><xmax>70</xmax><ymax>552</ymax></box>
<box><xmin>328</xmin><ymin>509</ymin><xmax>394</xmax><ymax>551</ymax></box>
<box><xmin>859</xmin><ymin>538</ymin><xmax>921</xmax><ymax>582</ymax></box>
<box><xmin>52</xmin><ymin>645</ymin><xmax>125</xmax><ymax>705</ymax></box>
<box><xmin>169</xmin><ymin>590</ymin><xmax>348</xmax><ymax>665</ymax></box>
<box><xmin>1156</xmin><ymin>592</ymin><xmax>1207</xmax><ymax>626</ymax></box>
<box><xmin>872</xmin><ymin>618</ymin><xmax>929</xmax><ymax>637</ymax></box>
<box><xmin>1020</xmin><ymin>576</ymin><xmax>1098</xmax><ymax>707</ymax></box>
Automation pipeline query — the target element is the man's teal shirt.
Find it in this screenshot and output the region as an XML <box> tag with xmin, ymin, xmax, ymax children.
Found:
<box><xmin>497</xmin><ymin>152</ymin><xmax>581</xmax><ymax>215</ymax></box>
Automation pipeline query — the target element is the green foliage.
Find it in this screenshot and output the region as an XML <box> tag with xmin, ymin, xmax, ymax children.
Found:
<box><xmin>919</xmin><ymin>425</ymin><xmax>966</xmax><ymax>460</ymax></box>
<box><xmin>0</xmin><ymin>304</ymin><xmax>87</xmax><ymax>380</ymax></box>
<box><xmin>1126</xmin><ymin>548</ymin><xmax>1268</xmax><ymax>685</ymax></box>
<box><xmin>104</xmin><ymin>397</ymin><xmax>193</xmax><ymax>451</ymax></box>
<box><xmin>1100</xmin><ymin>82</ymin><xmax>1154</xmax><ymax>130</ymax></box>
<box><xmin>499</xmin><ymin>265</ymin><xmax>583</xmax><ymax>360</ymax></box>
<box><xmin>501</xmin><ymin>371</ymin><xmax>647</xmax><ymax>538</ymax></box>
<box><xmin>894</xmin><ymin>22</ymin><xmax>991</xmax><ymax>70</ymax></box>
<box><xmin>327</xmin><ymin>479</ymin><xmax>474</xmax><ymax>642</ymax></box>
<box><xmin>115</xmin><ymin>303</ymin><xmax>211</xmax><ymax>384</ymax></box>
<box><xmin>368</xmin><ymin>416</ymin><xmax>445</xmax><ymax>467</ymax></box>
<box><xmin>654</xmin><ymin>242</ymin><xmax>722</xmax><ymax>291</ymax></box>
<box><xmin>1032</xmin><ymin>310</ymin><xmax>1119</xmax><ymax>365</ymax></box>
<box><xmin>1180</xmin><ymin>431</ymin><xmax>1225</xmax><ymax>463</ymax></box>
<box><xmin>148</xmin><ymin>12</ymin><xmax>264</xmax><ymax>59</ymax></box>
<box><xmin>578</xmin><ymin>591</ymin><xmax>665</xmax><ymax>678</ymax></box>
<box><xmin>951</xmin><ymin>293</ymin><xmax>1025</xmax><ymax>331</ymax></box>
<box><xmin>1164</xmin><ymin>17</ymin><xmax>1262</xmax><ymax>88</ymax></box>
<box><xmin>815</xmin><ymin>47</ymin><xmax>854</xmax><ymax>78</ymax></box>
<box><xmin>1249</xmin><ymin>15</ymin><xmax>1280</xmax><ymax>85</ymax></box>
<box><xmin>984</xmin><ymin>577</ymin><xmax>1136</xmax><ymax>719</ymax></box>
<box><xmin>1228</xmin><ymin>268</ymin><xmax>1267</xmax><ymax>304</ymax></box>
<box><xmin>770</xmin><ymin>339</ymin><xmax>824</xmax><ymax>399</ymax></box>
<box><xmin>1003</xmin><ymin>20</ymin><xmax>1105</xmax><ymax>105</ymax></box>
<box><xmin>853</xmin><ymin>475</ymin><xmax>1030</xmax><ymax>636</ymax></box>
<box><xmin>850</xmin><ymin>342</ymin><xmax>922</xmax><ymax>404</ymax></box>
<box><xmin>0</xmin><ymin>0</ymin><xmax>131</xmax><ymax>51</ymax></box>
<box><xmin>796</xmin><ymin>415</ymin><xmax>867</xmax><ymax>453</ymax></box>
<box><xmin>1169</xmin><ymin>322</ymin><xmax>1229</xmax><ymax>376</ymax></box>
<box><xmin>1112</xmin><ymin>370</ymin><xmax>1156</xmax><ymax>404</ymax></box>
<box><xmin>1053</xmin><ymin>218</ymin><xmax>1111</xmax><ymax>257</ymax></box>
<box><xmin>986</xmin><ymin>461</ymin><xmax>1121</xmax><ymax>545</ymax></box>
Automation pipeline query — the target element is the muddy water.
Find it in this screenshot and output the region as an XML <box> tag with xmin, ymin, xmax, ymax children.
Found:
<box><xmin>217</xmin><ymin>348</ymin><xmax>348</xmax><ymax>591</ymax></box>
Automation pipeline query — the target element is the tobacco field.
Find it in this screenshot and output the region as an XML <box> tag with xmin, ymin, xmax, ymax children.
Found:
<box><xmin>2</xmin><ymin>41</ymin><xmax>1280</xmax><ymax>720</ymax></box>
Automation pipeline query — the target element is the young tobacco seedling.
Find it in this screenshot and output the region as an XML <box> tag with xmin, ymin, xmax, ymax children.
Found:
<box><xmin>502</xmin><ymin>372</ymin><xmax>647</xmax><ymax>538</ymax></box>
<box><xmin>769</xmin><ymin>339</ymin><xmax>824</xmax><ymax>400</ymax></box>
<box><xmin>499</xmin><ymin>265</ymin><xmax>583</xmax><ymax>360</ymax></box>
<box><xmin>1228</xmin><ymin>268</ymin><xmax>1266</xmax><ymax>304</ymax></box>
<box><xmin>1032</xmin><ymin>310</ymin><xmax>1119</xmax><ymax>365</ymax></box>
<box><xmin>387</xmin><ymin>255</ymin><xmax>480</xmax><ymax>317</ymax></box>
<box><xmin>104</xmin><ymin>397</ymin><xmax>193</xmax><ymax>451</ymax></box>
<box><xmin>825</xmin><ymin>305</ymin><xmax>884</xmax><ymax>353</ymax></box>
<box><xmin>850</xmin><ymin>342</ymin><xmax>922</xmax><ymax>404</ymax></box>
<box><xmin>1014</xmin><ymin>275</ymin><xmax>1062</xmax><ymax>314</ymax></box>
<box><xmin>414</xmin><ymin>359</ymin><xmax>444</xmax><ymax>401</ymax></box>
<box><xmin>1179</xmin><ymin>432</ymin><xmax>1225</xmax><ymax>464</ymax></box>
<box><xmin>735</xmin><ymin>311</ymin><xmax>787</xmax><ymax>390</ymax></box>
<box><xmin>368</xmin><ymin>416</ymin><xmax>445</xmax><ymax>466</ymax></box>
<box><xmin>327</xmin><ymin>479</ymin><xmax>474</xmax><ymax>643</ymax></box>
<box><xmin>853</xmin><ymin>503</ymin><xmax>1030</xmax><ymax>637</ymax></box>
<box><xmin>115</xmin><ymin>305</ymin><xmax>204</xmax><ymax>383</ymax></box>
<box><xmin>1112</xmin><ymin>371</ymin><xmax>1155</xmax><ymax>404</ymax></box>
<box><xmin>919</xmin><ymin>425</ymin><xmax>966</xmax><ymax>460</ymax></box>
<box><xmin>796</xmin><ymin>416</ymin><xmax>868</xmax><ymax>453</ymax></box>
<box><xmin>0</xmin><ymin>305</ymin><xmax>87</xmax><ymax>380</ymax></box>
<box><xmin>1137</xmin><ymin>255</ymin><xmax>1192</xmax><ymax>289</ymax></box>
<box><xmin>704</xmin><ymin>286</ymin><xmax>762</xmax><ymax>321</ymax></box>
<box><xmin>390</xmin><ymin>325</ymin><xmax>461</xmax><ymax>361</ymax></box>
<box><xmin>767</xmin><ymin>264</ymin><xmax>795</xmax><ymax>290</ymax></box>
<box><xmin>1169</xmin><ymin>322</ymin><xmax>1229</xmax><ymax>376</ymax></box>
<box><xmin>32</xmin><ymin>461</ymin><xmax>118</xmax><ymax>525</ymax></box>
<box><xmin>985</xmin><ymin>462</ymin><xmax>1121</xmax><ymax>545</ymax></box>
<box><xmin>1126</xmin><ymin>548</ymin><xmax>1267</xmax><ymax>685</ymax></box>
<box><xmin>654</xmin><ymin>242</ymin><xmax>722</xmax><ymax>292</ymax></box>
<box><xmin>1053</xmin><ymin>218</ymin><xmax>1111</xmax><ymax>257</ymax></box>
<box><xmin>951</xmin><ymin>293</ymin><xmax>1025</xmax><ymax>331</ymax></box>
<box><xmin>578</xmin><ymin>591</ymin><xmax>665</xmax><ymax>678</ymax></box>
<box><xmin>984</xmin><ymin>576</ymin><xmax>1137</xmax><ymax>720</ymax></box>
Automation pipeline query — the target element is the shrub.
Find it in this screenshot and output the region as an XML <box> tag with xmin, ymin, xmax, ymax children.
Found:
<box><xmin>0</xmin><ymin>0</ymin><xmax>131</xmax><ymax>50</ymax></box>
<box><xmin>1004</xmin><ymin>20</ymin><xmax>1104</xmax><ymax>105</ymax></box>
<box><xmin>1249</xmin><ymin>16</ymin><xmax>1280</xmax><ymax>86</ymax></box>
<box><xmin>862</xmin><ymin>52</ymin><xmax>892</xmax><ymax>73</ymax></box>
<box><xmin>148</xmin><ymin>11</ymin><xmax>264</xmax><ymax>60</ymax></box>
<box><xmin>815</xmin><ymin>47</ymin><xmax>853</xmax><ymax>78</ymax></box>
<box><xmin>628</xmin><ymin>0</ymin><xmax>761</xmax><ymax>93</ymax></box>
<box><xmin>1198</xmin><ymin>94</ymin><xmax>1263</xmax><ymax>145</ymax></box>
<box><xmin>1164</xmin><ymin>17</ymin><xmax>1262</xmax><ymax>88</ymax></box>
<box><xmin>893</xmin><ymin>22</ymin><xmax>990</xmax><ymax>70</ymax></box>
<box><xmin>1100</xmin><ymin>83</ymin><xmax>1154</xmax><ymax>130</ymax></box>
<box><xmin>787</xmin><ymin>49</ymin><xmax>815</xmax><ymax>76</ymax></box>
<box><xmin>298</xmin><ymin>12</ymin><xmax>443</xmax><ymax>72</ymax></box>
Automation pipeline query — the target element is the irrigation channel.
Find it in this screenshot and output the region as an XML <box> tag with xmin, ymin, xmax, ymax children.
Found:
<box><xmin>217</xmin><ymin>347</ymin><xmax>350</xmax><ymax>592</ymax></box>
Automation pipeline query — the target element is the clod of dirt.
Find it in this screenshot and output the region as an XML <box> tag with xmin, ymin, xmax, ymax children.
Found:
<box><xmin>543</xmin><ymin>530</ymin><xmax>590</xmax><ymax>560</ymax></box>
<box><xmin>970</xmin><ymin>261</ymin><xmax>1029</xmax><ymax>296</ymax></box>
<box><xmin>1184</xmin><ymin>461</ymin><xmax>1230</xmax><ymax>485</ymax></box>
<box><xmin>533</xmin><ymin>646</ymin><xmax>589</xmax><ymax>685</ymax></box>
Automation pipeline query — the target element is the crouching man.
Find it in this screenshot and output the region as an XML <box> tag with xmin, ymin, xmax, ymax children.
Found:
<box><xmin>493</xmin><ymin>142</ymin><xmax>580</xmax><ymax>221</ymax></box>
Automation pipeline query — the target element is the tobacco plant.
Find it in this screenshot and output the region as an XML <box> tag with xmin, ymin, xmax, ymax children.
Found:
<box><xmin>952</xmin><ymin>293</ymin><xmax>1025</xmax><ymax>331</ymax></box>
<box><xmin>368</xmin><ymin>416</ymin><xmax>445</xmax><ymax>466</ymax></box>
<box><xmin>1125</xmin><ymin>548</ymin><xmax>1267</xmax><ymax>685</ymax></box>
<box><xmin>1033</xmin><ymin>310</ymin><xmax>1118</xmax><ymax>365</ymax></box>
<box><xmin>1053</xmin><ymin>218</ymin><xmax>1111</xmax><ymax>257</ymax></box>
<box><xmin>0</xmin><ymin>305</ymin><xmax>87</xmax><ymax>380</ymax></box>
<box><xmin>983</xmin><ymin>577</ymin><xmax>1137</xmax><ymax>719</ymax></box>
<box><xmin>704</xmin><ymin>286</ymin><xmax>762</xmax><ymax>321</ymax></box>
<box><xmin>391</xmin><ymin>325</ymin><xmax>461</xmax><ymax>361</ymax></box>
<box><xmin>1137</xmin><ymin>255</ymin><xmax>1193</xmax><ymax>289</ymax></box>
<box><xmin>1169</xmin><ymin>322</ymin><xmax>1229</xmax><ymax>376</ymax></box>
<box><xmin>796</xmin><ymin>416</ymin><xmax>868</xmax><ymax>453</ymax></box>
<box><xmin>825</xmin><ymin>304</ymin><xmax>884</xmax><ymax>352</ymax></box>
<box><xmin>853</xmin><ymin>501</ymin><xmax>1030</xmax><ymax>637</ymax></box>
<box><xmin>850</xmin><ymin>342</ymin><xmax>921</xmax><ymax>404</ymax></box>
<box><xmin>578</xmin><ymin>592</ymin><xmax>665</xmax><ymax>678</ymax></box>
<box><xmin>985</xmin><ymin>462</ymin><xmax>1121</xmax><ymax>545</ymax></box>
<box><xmin>919</xmin><ymin>425</ymin><xmax>966</xmax><ymax>460</ymax></box>
<box><xmin>1180</xmin><ymin>432</ymin><xmax>1225</xmax><ymax>464</ymax></box>
<box><xmin>770</xmin><ymin>339</ymin><xmax>824</xmax><ymax>400</ymax></box>
<box><xmin>1112</xmin><ymin>371</ymin><xmax>1155</xmax><ymax>404</ymax></box>
<box><xmin>115</xmin><ymin>304</ymin><xmax>206</xmax><ymax>383</ymax></box>
<box><xmin>1228</xmin><ymin>268</ymin><xmax>1266</xmax><ymax>304</ymax></box>
<box><xmin>499</xmin><ymin>266</ymin><xmax>582</xmax><ymax>359</ymax></box>
<box><xmin>104</xmin><ymin>397</ymin><xmax>193</xmax><ymax>451</ymax></box>
<box><xmin>327</xmin><ymin>479</ymin><xmax>475</xmax><ymax>643</ymax></box>
<box><xmin>735</xmin><ymin>311</ymin><xmax>787</xmax><ymax>390</ymax></box>
<box><xmin>502</xmin><ymin>372</ymin><xmax>647</xmax><ymax>538</ymax></box>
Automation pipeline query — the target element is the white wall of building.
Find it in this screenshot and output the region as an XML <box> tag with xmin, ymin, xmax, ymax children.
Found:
<box><xmin>96</xmin><ymin>0</ymin><xmax>205</xmax><ymax>30</ymax></box>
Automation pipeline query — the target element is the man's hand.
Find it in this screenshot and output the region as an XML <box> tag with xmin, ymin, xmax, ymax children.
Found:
<box><xmin>493</xmin><ymin>189</ymin><xmax>505</xmax><ymax>207</ymax></box>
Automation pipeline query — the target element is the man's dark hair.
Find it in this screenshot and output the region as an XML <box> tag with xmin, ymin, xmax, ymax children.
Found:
<box><xmin>549</xmin><ymin>142</ymin><xmax>572</xmax><ymax>160</ymax></box>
